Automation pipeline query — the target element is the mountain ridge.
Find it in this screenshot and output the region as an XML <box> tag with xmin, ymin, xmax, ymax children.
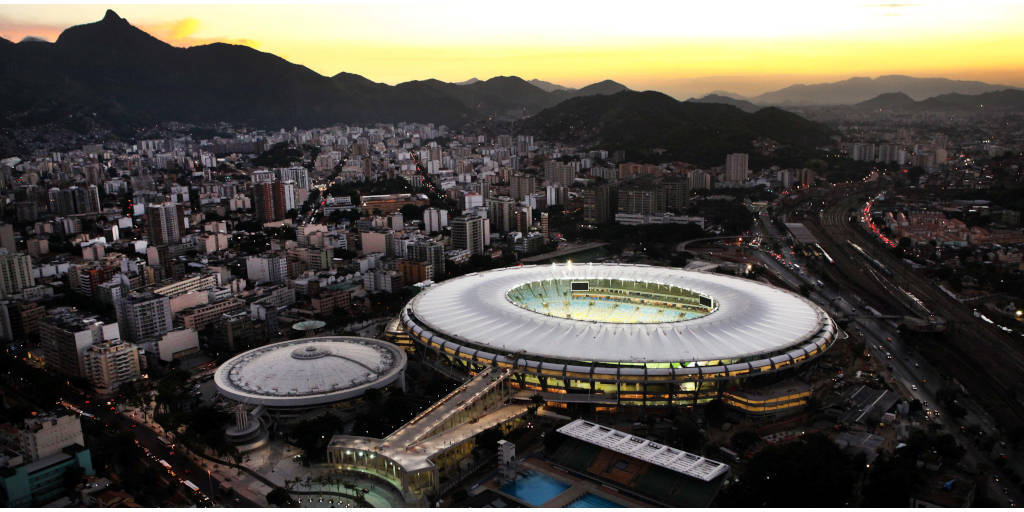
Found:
<box><xmin>0</xmin><ymin>10</ymin><xmax>630</xmax><ymax>129</ymax></box>
<box><xmin>752</xmin><ymin>74</ymin><xmax>1022</xmax><ymax>106</ymax></box>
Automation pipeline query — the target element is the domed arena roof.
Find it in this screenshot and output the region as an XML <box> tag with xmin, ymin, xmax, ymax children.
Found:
<box><xmin>214</xmin><ymin>336</ymin><xmax>407</xmax><ymax>407</ymax></box>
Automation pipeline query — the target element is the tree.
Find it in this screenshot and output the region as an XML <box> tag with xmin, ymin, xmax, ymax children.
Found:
<box><xmin>266</xmin><ymin>487</ymin><xmax>296</xmax><ymax>507</ymax></box>
<box><xmin>717</xmin><ymin>433</ymin><xmax>858</xmax><ymax>507</ymax></box>
<box><xmin>730</xmin><ymin>430</ymin><xmax>760</xmax><ymax>452</ymax></box>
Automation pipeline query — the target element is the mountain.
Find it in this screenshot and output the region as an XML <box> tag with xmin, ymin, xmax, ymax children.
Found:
<box><xmin>687</xmin><ymin>94</ymin><xmax>760</xmax><ymax>113</ymax></box>
<box><xmin>529</xmin><ymin>79</ymin><xmax>572</xmax><ymax>92</ymax></box>
<box><xmin>516</xmin><ymin>90</ymin><xmax>831</xmax><ymax>165</ymax></box>
<box><xmin>0</xmin><ymin>10</ymin><xmax>627</xmax><ymax>130</ymax></box>
<box><xmin>917</xmin><ymin>89</ymin><xmax>1024</xmax><ymax>111</ymax></box>
<box><xmin>573</xmin><ymin>79</ymin><xmax>629</xmax><ymax>96</ymax></box>
<box><xmin>752</xmin><ymin>75</ymin><xmax>1021</xmax><ymax>106</ymax></box>
<box><xmin>854</xmin><ymin>92</ymin><xmax>916</xmax><ymax>110</ymax></box>
<box><xmin>454</xmin><ymin>78</ymin><xmax>481</xmax><ymax>85</ymax></box>
<box><xmin>852</xmin><ymin>89</ymin><xmax>1024</xmax><ymax>112</ymax></box>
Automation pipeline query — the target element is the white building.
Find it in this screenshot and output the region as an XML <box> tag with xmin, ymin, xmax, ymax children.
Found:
<box><xmin>245</xmin><ymin>254</ymin><xmax>288</xmax><ymax>284</ymax></box>
<box><xmin>423</xmin><ymin>208</ymin><xmax>448</xmax><ymax>234</ymax></box>
<box><xmin>15</xmin><ymin>415</ymin><xmax>85</xmax><ymax>462</ymax></box>
<box><xmin>82</xmin><ymin>339</ymin><xmax>141</xmax><ymax>394</ymax></box>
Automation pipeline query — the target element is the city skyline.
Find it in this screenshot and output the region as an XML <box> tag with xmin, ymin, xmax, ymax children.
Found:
<box><xmin>2</xmin><ymin>1</ymin><xmax>1024</xmax><ymax>98</ymax></box>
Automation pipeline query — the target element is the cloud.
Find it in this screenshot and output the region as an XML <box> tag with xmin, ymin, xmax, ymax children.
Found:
<box><xmin>0</xmin><ymin>17</ymin><xmax>63</xmax><ymax>42</ymax></box>
<box><xmin>140</xmin><ymin>17</ymin><xmax>258</xmax><ymax>49</ymax></box>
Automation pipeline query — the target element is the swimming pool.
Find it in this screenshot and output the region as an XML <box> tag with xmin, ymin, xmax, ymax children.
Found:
<box><xmin>568</xmin><ymin>493</ymin><xmax>625</xmax><ymax>508</ymax></box>
<box><xmin>499</xmin><ymin>472</ymin><xmax>571</xmax><ymax>506</ymax></box>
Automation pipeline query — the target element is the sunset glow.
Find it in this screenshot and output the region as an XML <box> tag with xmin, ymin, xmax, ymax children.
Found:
<box><xmin>2</xmin><ymin>1</ymin><xmax>1024</xmax><ymax>97</ymax></box>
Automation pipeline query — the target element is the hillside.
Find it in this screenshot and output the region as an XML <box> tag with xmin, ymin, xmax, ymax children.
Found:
<box><xmin>516</xmin><ymin>90</ymin><xmax>832</xmax><ymax>165</ymax></box>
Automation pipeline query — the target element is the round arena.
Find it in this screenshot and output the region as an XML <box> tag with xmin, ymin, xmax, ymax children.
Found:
<box><xmin>399</xmin><ymin>263</ymin><xmax>838</xmax><ymax>407</ymax></box>
<box><xmin>213</xmin><ymin>336</ymin><xmax>407</xmax><ymax>421</ymax></box>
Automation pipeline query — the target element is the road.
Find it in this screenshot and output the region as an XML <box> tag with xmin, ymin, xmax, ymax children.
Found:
<box><xmin>63</xmin><ymin>396</ymin><xmax>261</xmax><ymax>507</ymax></box>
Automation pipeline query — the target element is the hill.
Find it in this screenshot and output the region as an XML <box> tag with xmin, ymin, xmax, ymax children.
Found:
<box><xmin>516</xmin><ymin>90</ymin><xmax>831</xmax><ymax>166</ymax></box>
<box><xmin>687</xmin><ymin>94</ymin><xmax>760</xmax><ymax>113</ymax></box>
<box><xmin>852</xmin><ymin>89</ymin><xmax>1024</xmax><ymax>112</ymax></box>
<box><xmin>752</xmin><ymin>75</ymin><xmax>1020</xmax><ymax>106</ymax></box>
<box><xmin>854</xmin><ymin>92</ymin><xmax>917</xmax><ymax>110</ymax></box>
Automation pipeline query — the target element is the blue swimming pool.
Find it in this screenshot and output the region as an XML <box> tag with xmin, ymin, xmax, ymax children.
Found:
<box><xmin>499</xmin><ymin>472</ymin><xmax>571</xmax><ymax>506</ymax></box>
<box><xmin>568</xmin><ymin>493</ymin><xmax>625</xmax><ymax>508</ymax></box>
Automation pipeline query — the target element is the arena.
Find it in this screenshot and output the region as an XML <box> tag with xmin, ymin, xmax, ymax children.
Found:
<box><xmin>399</xmin><ymin>263</ymin><xmax>839</xmax><ymax>407</ymax></box>
<box><xmin>213</xmin><ymin>336</ymin><xmax>407</xmax><ymax>420</ymax></box>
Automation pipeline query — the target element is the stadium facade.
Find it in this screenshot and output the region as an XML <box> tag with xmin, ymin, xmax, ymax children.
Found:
<box><xmin>397</xmin><ymin>263</ymin><xmax>839</xmax><ymax>408</ymax></box>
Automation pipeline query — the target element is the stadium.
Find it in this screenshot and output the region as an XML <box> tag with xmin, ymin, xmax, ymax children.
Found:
<box><xmin>213</xmin><ymin>336</ymin><xmax>407</xmax><ymax>421</ymax></box>
<box><xmin>398</xmin><ymin>263</ymin><xmax>839</xmax><ymax>408</ymax></box>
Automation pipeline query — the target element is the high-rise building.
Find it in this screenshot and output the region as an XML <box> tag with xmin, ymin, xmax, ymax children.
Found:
<box><xmin>618</xmin><ymin>187</ymin><xmax>666</xmax><ymax>216</ymax></box>
<box><xmin>69</xmin><ymin>185</ymin><xmax>101</xmax><ymax>214</ymax></box>
<box><xmin>39</xmin><ymin>309</ymin><xmax>119</xmax><ymax>378</ymax></box>
<box><xmin>0</xmin><ymin>223</ymin><xmax>15</xmax><ymax>254</ymax></box>
<box><xmin>115</xmin><ymin>292</ymin><xmax>172</xmax><ymax>345</ymax></box>
<box><xmin>245</xmin><ymin>254</ymin><xmax>288</xmax><ymax>284</ymax></box>
<box><xmin>725</xmin><ymin>153</ymin><xmax>750</xmax><ymax>183</ymax></box>
<box><xmin>510</xmin><ymin>174</ymin><xmax>537</xmax><ymax>201</ymax></box>
<box><xmin>543</xmin><ymin>161</ymin><xmax>576</xmax><ymax>187</ymax></box>
<box><xmin>275</xmin><ymin>166</ymin><xmax>311</xmax><ymax>190</ymax></box>
<box><xmin>487</xmin><ymin>196</ymin><xmax>515</xmax><ymax>234</ymax></box>
<box><xmin>82</xmin><ymin>339</ymin><xmax>141</xmax><ymax>394</ymax></box>
<box><xmin>409</xmin><ymin>239</ymin><xmax>446</xmax><ymax>277</ymax></box>
<box><xmin>253</xmin><ymin>181</ymin><xmax>288</xmax><ymax>222</ymax></box>
<box><xmin>540</xmin><ymin>212</ymin><xmax>549</xmax><ymax>240</ymax></box>
<box><xmin>360</xmin><ymin>230</ymin><xmax>394</xmax><ymax>257</ymax></box>
<box><xmin>688</xmin><ymin>170</ymin><xmax>712</xmax><ymax>190</ymax></box>
<box><xmin>451</xmin><ymin>215</ymin><xmax>485</xmax><ymax>255</ymax></box>
<box><xmin>423</xmin><ymin>207</ymin><xmax>449</xmax><ymax>234</ymax></box>
<box><xmin>663</xmin><ymin>177</ymin><xmax>690</xmax><ymax>212</ymax></box>
<box><xmin>14</xmin><ymin>414</ymin><xmax>85</xmax><ymax>462</ymax></box>
<box><xmin>583</xmin><ymin>185</ymin><xmax>612</xmax><ymax>224</ymax></box>
<box><xmin>46</xmin><ymin>187</ymin><xmax>75</xmax><ymax>216</ymax></box>
<box><xmin>397</xmin><ymin>260</ymin><xmax>433</xmax><ymax>284</ymax></box>
<box><xmin>512</xmin><ymin>206</ymin><xmax>532</xmax><ymax>234</ymax></box>
<box><xmin>145</xmin><ymin>203</ymin><xmax>185</xmax><ymax>245</ymax></box>
<box><xmin>0</xmin><ymin>251</ymin><xmax>34</xmax><ymax>297</ymax></box>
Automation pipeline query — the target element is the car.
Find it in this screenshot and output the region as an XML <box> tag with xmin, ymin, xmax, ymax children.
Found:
<box><xmin>911</xmin><ymin>385</ymin><xmax>918</xmax><ymax>391</ymax></box>
<box><xmin>921</xmin><ymin>378</ymin><xmax>927</xmax><ymax>384</ymax></box>
<box><xmin>995</xmin><ymin>474</ymin><xmax>1001</xmax><ymax>483</ymax></box>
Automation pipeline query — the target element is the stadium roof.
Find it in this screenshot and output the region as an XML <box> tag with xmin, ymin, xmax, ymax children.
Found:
<box><xmin>214</xmin><ymin>336</ymin><xmax>406</xmax><ymax>407</ymax></box>
<box><xmin>557</xmin><ymin>419</ymin><xmax>729</xmax><ymax>482</ymax></box>
<box><xmin>407</xmin><ymin>264</ymin><xmax>831</xmax><ymax>363</ymax></box>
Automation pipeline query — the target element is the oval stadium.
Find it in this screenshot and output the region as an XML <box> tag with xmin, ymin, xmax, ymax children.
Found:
<box><xmin>398</xmin><ymin>263</ymin><xmax>839</xmax><ymax>408</ymax></box>
<box><xmin>213</xmin><ymin>336</ymin><xmax>407</xmax><ymax>420</ymax></box>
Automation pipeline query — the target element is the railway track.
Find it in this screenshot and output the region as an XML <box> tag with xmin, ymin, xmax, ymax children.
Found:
<box><xmin>806</xmin><ymin>194</ymin><xmax>1024</xmax><ymax>430</ymax></box>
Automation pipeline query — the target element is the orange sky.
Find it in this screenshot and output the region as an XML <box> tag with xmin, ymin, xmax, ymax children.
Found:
<box><xmin>2</xmin><ymin>1</ymin><xmax>1023</xmax><ymax>98</ymax></box>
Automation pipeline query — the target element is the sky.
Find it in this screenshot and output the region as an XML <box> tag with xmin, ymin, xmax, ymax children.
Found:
<box><xmin>2</xmin><ymin>1</ymin><xmax>1024</xmax><ymax>98</ymax></box>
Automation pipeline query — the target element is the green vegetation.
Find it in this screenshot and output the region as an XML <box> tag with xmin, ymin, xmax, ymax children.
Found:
<box><xmin>717</xmin><ymin>433</ymin><xmax>859</xmax><ymax>507</ymax></box>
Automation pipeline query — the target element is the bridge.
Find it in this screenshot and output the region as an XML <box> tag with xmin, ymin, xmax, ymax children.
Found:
<box><xmin>676</xmin><ymin>235</ymin><xmax>786</xmax><ymax>252</ymax></box>
<box><xmin>326</xmin><ymin>367</ymin><xmax>529</xmax><ymax>504</ymax></box>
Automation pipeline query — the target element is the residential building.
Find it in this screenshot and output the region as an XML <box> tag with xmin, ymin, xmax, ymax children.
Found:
<box><xmin>82</xmin><ymin>339</ymin><xmax>141</xmax><ymax>394</ymax></box>
<box><xmin>451</xmin><ymin>215</ymin><xmax>485</xmax><ymax>256</ymax></box>
<box><xmin>0</xmin><ymin>251</ymin><xmax>34</xmax><ymax>297</ymax></box>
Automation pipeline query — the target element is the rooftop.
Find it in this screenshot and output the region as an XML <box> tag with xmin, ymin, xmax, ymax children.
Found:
<box><xmin>213</xmin><ymin>336</ymin><xmax>407</xmax><ymax>407</ymax></box>
<box><xmin>556</xmin><ymin>419</ymin><xmax>729</xmax><ymax>482</ymax></box>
